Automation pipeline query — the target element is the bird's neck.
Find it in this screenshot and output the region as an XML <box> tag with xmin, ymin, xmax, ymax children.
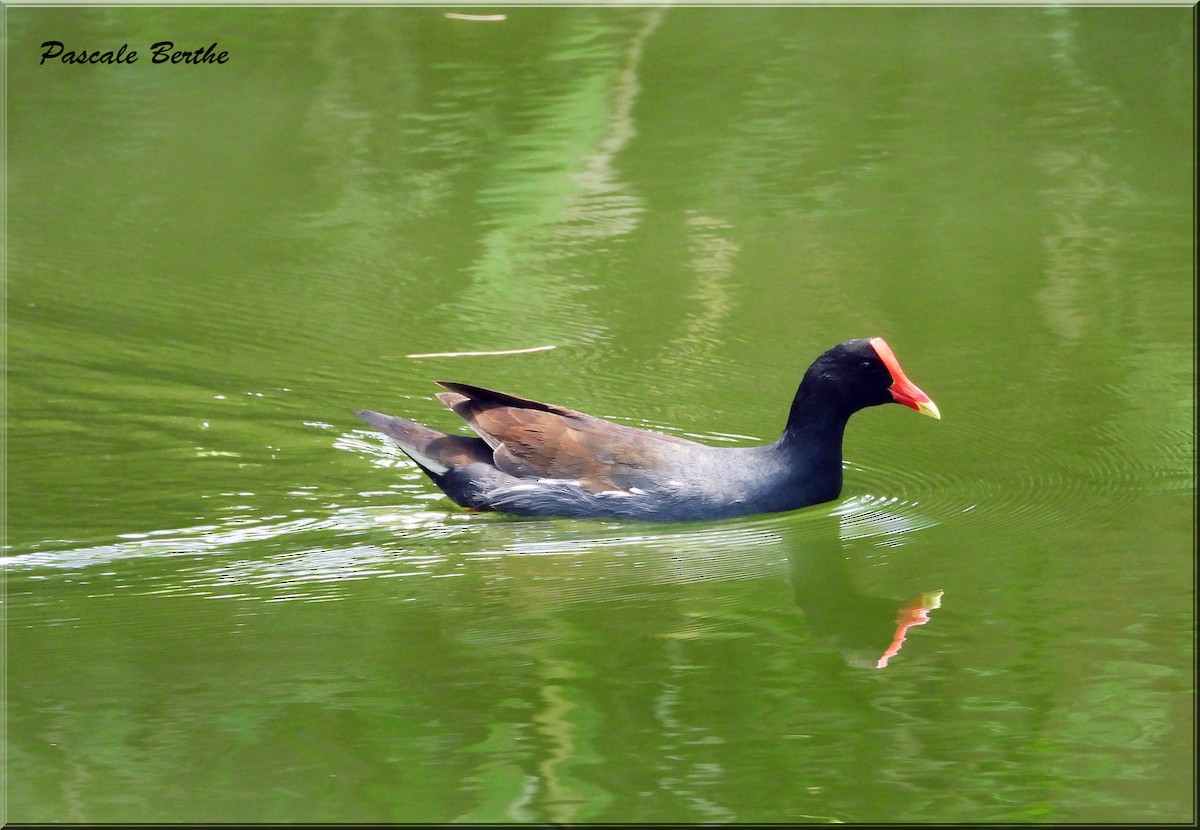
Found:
<box><xmin>777</xmin><ymin>377</ymin><xmax>852</xmax><ymax>462</ymax></box>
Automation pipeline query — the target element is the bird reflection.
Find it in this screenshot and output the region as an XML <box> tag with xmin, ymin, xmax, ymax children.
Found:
<box><xmin>786</xmin><ymin>518</ymin><xmax>942</xmax><ymax>669</ymax></box>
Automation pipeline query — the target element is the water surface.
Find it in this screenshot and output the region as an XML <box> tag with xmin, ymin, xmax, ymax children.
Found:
<box><xmin>5</xmin><ymin>5</ymin><xmax>1194</xmax><ymax>824</ymax></box>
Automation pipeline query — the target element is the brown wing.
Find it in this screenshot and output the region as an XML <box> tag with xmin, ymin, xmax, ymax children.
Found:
<box><xmin>434</xmin><ymin>381</ymin><xmax>699</xmax><ymax>492</ymax></box>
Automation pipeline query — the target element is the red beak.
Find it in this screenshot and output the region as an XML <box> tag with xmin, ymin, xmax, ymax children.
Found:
<box><xmin>869</xmin><ymin>337</ymin><xmax>941</xmax><ymax>419</ymax></box>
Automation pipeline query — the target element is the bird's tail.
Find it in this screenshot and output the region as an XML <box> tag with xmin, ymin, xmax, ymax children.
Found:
<box><xmin>356</xmin><ymin>410</ymin><xmax>492</xmax><ymax>477</ymax></box>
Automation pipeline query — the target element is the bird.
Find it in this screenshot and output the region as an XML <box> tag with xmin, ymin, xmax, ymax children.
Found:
<box><xmin>356</xmin><ymin>337</ymin><xmax>939</xmax><ymax>522</ymax></box>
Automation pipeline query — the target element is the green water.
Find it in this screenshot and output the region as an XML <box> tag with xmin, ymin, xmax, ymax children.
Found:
<box><xmin>5</xmin><ymin>5</ymin><xmax>1194</xmax><ymax>824</ymax></box>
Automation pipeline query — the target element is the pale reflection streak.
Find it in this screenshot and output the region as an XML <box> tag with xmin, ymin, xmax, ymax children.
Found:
<box><xmin>451</xmin><ymin>9</ymin><xmax>665</xmax><ymax>348</ymax></box>
<box><xmin>533</xmin><ymin>658</ymin><xmax>613</xmax><ymax>822</ymax></box>
<box><xmin>1034</xmin><ymin>8</ymin><xmax>1129</xmax><ymax>345</ymax></box>
<box><xmin>1031</xmin><ymin>10</ymin><xmax>1192</xmax><ymax>510</ymax></box>
<box><xmin>295</xmin><ymin>13</ymin><xmax>396</xmax><ymax>267</ymax></box>
<box><xmin>652</xmin><ymin>640</ymin><xmax>737</xmax><ymax>822</ymax></box>
<box><xmin>654</xmin><ymin>213</ymin><xmax>741</xmax><ymax>373</ymax></box>
<box><xmin>561</xmin><ymin>8</ymin><xmax>666</xmax><ymax>238</ymax></box>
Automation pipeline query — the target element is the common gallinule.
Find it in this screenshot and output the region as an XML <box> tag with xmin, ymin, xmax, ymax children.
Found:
<box><xmin>357</xmin><ymin>337</ymin><xmax>939</xmax><ymax>521</ymax></box>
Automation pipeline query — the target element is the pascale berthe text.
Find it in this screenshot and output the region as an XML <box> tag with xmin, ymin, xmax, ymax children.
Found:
<box><xmin>40</xmin><ymin>41</ymin><xmax>229</xmax><ymax>65</ymax></box>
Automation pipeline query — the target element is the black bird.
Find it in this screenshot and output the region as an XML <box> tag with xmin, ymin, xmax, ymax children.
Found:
<box><xmin>357</xmin><ymin>337</ymin><xmax>939</xmax><ymax>521</ymax></box>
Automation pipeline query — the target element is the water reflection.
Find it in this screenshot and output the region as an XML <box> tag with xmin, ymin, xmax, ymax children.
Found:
<box><xmin>1034</xmin><ymin>7</ymin><xmax>1126</xmax><ymax>346</ymax></box>
<box><xmin>788</xmin><ymin>531</ymin><xmax>942</xmax><ymax>670</ymax></box>
<box><xmin>9</xmin><ymin>5</ymin><xmax>1191</xmax><ymax>820</ymax></box>
<box><xmin>447</xmin><ymin>9</ymin><xmax>665</xmax><ymax>352</ymax></box>
<box><xmin>6</xmin><ymin>490</ymin><xmax>942</xmax><ymax>672</ymax></box>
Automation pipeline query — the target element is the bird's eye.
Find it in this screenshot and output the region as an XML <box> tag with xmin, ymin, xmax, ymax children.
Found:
<box><xmin>861</xmin><ymin>360</ymin><xmax>874</xmax><ymax>372</ymax></box>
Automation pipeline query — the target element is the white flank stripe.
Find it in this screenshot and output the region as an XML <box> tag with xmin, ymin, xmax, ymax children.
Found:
<box><xmin>400</xmin><ymin>446</ymin><xmax>449</xmax><ymax>475</ymax></box>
